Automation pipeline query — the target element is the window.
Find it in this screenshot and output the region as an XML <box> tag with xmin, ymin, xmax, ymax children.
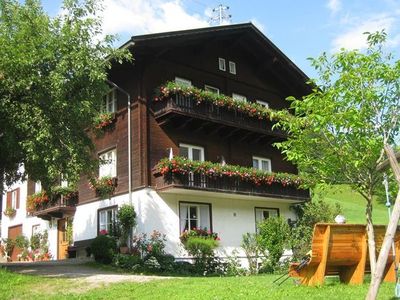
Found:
<box><xmin>11</xmin><ymin>189</ymin><xmax>18</xmax><ymax>209</ymax></box>
<box><xmin>232</xmin><ymin>93</ymin><xmax>247</xmax><ymax>102</ymax></box>
<box><xmin>218</xmin><ymin>58</ymin><xmax>226</xmax><ymax>71</ymax></box>
<box><xmin>252</xmin><ymin>156</ymin><xmax>272</xmax><ymax>172</ymax></box>
<box><xmin>98</xmin><ymin>206</ymin><xmax>118</xmax><ymax>234</ymax></box>
<box><xmin>229</xmin><ymin>61</ymin><xmax>236</xmax><ymax>74</ymax></box>
<box><xmin>179</xmin><ymin>144</ymin><xmax>204</xmax><ymax>161</ymax></box>
<box><xmin>256</xmin><ymin>100</ymin><xmax>269</xmax><ymax>108</ymax></box>
<box><xmin>175</xmin><ymin>77</ymin><xmax>192</xmax><ymax>87</ymax></box>
<box><xmin>32</xmin><ymin>225</ymin><xmax>41</xmax><ymax>236</ymax></box>
<box><xmin>255</xmin><ymin>207</ymin><xmax>279</xmax><ymax>225</ymax></box>
<box><xmin>99</xmin><ymin>149</ymin><xmax>117</xmax><ymax>178</ymax></box>
<box><xmin>179</xmin><ymin>202</ymin><xmax>211</xmax><ymax>232</ymax></box>
<box><xmin>35</xmin><ymin>181</ymin><xmax>42</xmax><ymax>193</ymax></box>
<box><xmin>204</xmin><ymin>85</ymin><xmax>219</xmax><ymax>95</ymax></box>
<box><xmin>102</xmin><ymin>89</ymin><xmax>117</xmax><ymax>113</ymax></box>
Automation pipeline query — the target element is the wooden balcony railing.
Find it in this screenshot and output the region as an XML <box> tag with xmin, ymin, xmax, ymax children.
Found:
<box><xmin>154</xmin><ymin>172</ymin><xmax>310</xmax><ymax>201</ymax></box>
<box><xmin>153</xmin><ymin>94</ymin><xmax>285</xmax><ymax>136</ymax></box>
<box><xmin>31</xmin><ymin>193</ymin><xmax>78</xmax><ymax>220</ymax></box>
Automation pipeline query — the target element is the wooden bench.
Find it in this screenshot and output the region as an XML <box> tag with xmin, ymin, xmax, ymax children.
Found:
<box><xmin>289</xmin><ymin>223</ymin><xmax>400</xmax><ymax>285</ymax></box>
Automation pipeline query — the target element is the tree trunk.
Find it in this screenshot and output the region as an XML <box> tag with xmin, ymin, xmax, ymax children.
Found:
<box><xmin>366</xmin><ymin>144</ymin><xmax>400</xmax><ymax>300</ymax></box>
<box><xmin>366</xmin><ymin>197</ymin><xmax>377</xmax><ymax>276</ymax></box>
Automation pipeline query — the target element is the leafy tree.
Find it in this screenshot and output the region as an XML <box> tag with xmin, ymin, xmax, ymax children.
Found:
<box><xmin>276</xmin><ymin>31</ymin><xmax>400</xmax><ymax>299</ymax></box>
<box><xmin>0</xmin><ymin>0</ymin><xmax>130</xmax><ymax>191</ymax></box>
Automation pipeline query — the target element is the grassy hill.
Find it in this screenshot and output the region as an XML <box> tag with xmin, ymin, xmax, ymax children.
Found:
<box><xmin>313</xmin><ymin>185</ymin><xmax>390</xmax><ymax>225</ymax></box>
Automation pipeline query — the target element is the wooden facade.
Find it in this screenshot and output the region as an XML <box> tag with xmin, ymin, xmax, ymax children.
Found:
<box><xmin>77</xmin><ymin>23</ymin><xmax>311</xmax><ymax>204</ymax></box>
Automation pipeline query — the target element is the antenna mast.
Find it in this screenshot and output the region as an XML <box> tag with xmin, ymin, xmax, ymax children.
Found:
<box><xmin>209</xmin><ymin>4</ymin><xmax>231</xmax><ymax>25</ymax></box>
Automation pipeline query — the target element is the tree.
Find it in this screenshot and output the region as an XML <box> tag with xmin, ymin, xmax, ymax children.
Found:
<box><xmin>276</xmin><ymin>31</ymin><xmax>400</xmax><ymax>299</ymax></box>
<box><xmin>0</xmin><ymin>0</ymin><xmax>130</xmax><ymax>191</ymax></box>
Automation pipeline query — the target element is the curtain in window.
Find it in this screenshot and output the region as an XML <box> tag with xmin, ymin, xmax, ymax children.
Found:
<box><xmin>179</xmin><ymin>204</ymin><xmax>188</xmax><ymax>232</ymax></box>
<box><xmin>199</xmin><ymin>205</ymin><xmax>210</xmax><ymax>230</ymax></box>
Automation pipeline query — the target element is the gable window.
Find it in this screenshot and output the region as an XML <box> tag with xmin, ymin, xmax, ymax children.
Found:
<box><xmin>232</xmin><ymin>93</ymin><xmax>247</xmax><ymax>102</ymax></box>
<box><xmin>175</xmin><ymin>77</ymin><xmax>192</xmax><ymax>87</ymax></box>
<box><xmin>255</xmin><ymin>207</ymin><xmax>279</xmax><ymax>225</ymax></box>
<box><xmin>204</xmin><ymin>85</ymin><xmax>219</xmax><ymax>95</ymax></box>
<box><xmin>179</xmin><ymin>143</ymin><xmax>204</xmax><ymax>161</ymax></box>
<box><xmin>218</xmin><ymin>58</ymin><xmax>226</xmax><ymax>71</ymax></box>
<box><xmin>179</xmin><ymin>202</ymin><xmax>211</xmax><ymax>232</ymax></box>
<box><xmin>229</xmin><ymin>61</ymin><xmax>236</xmax><ymax>74</ymax></box>
<box><xmin>99</xmin><ymin>149</ymin><xmax>117</xmax><ymax>178</ymax></box>
<box><xmin>252</xmin><ymin>156</ymin><xmax>272</xmax><ymax>172</ymax></box>
<box><xmin>256</xmin><ymin>100</ymin><xmax>269</xmax><ymax>108</ymax></box>
<box><xmin>98</xmin><ymin>206</ymin><xmax>118</xmax><ymax>234</ymax></box>
<box><xmin>102</xmin><ymin>89</ymin><xmax>117</xmax><ymax>113</ymax></box>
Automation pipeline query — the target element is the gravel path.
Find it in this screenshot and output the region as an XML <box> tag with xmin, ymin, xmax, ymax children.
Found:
<box><xmin>1</xmin><ymin>260</ymin><xmax>172</xmax><ymax>285</ymax></box>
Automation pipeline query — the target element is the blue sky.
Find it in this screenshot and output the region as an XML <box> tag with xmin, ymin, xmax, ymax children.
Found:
<box><xmin>40</xmin><ymin>0</ymin><xmax>400</xmax><ymax>78</ymax></box>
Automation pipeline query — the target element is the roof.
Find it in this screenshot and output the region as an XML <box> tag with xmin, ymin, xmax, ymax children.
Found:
<box><xmin>119</xmin><ymin>23</ymin><xmax>309</xmax><ymax>91</ymax></box>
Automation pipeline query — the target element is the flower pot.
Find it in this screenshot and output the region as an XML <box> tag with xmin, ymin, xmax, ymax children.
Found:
<box><xmin>120</xmin><ymin>246</ymin><xmax>129</xmax><ymax>254</ymax></box>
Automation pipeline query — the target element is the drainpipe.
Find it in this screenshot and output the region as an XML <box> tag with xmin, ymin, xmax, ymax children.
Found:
<box><xmin>106</xmin><ymin>80</ymin><xmax>132</xmax><ymax>206</ymax></box>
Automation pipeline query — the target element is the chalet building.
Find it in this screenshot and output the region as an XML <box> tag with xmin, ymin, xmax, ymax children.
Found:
<box><xmin>1</xmin><ymin>23</ymin><xmax>310</xmax><ymax>262</ymax></box>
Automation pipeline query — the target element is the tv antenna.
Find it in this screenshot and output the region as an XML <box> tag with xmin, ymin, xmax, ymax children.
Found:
<box><xmin>209</xmin><ymin>4</ymin><xmax>231</xmax><ymax>25</ymax></box>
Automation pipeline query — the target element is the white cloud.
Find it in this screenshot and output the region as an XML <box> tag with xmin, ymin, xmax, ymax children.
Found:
<box><xmin>327</xmin><ymin>0</ymin><xmax>342</xmax><ymax>14</ymax></box>
<box><xmin>101</xmin><ymin>0</ymin><xmax>209</xmax><ymax>36</ymax></box>
<box><xmin>332</xmin><ymin>15</ymin><xmax>395</xmax><ymax>50</ymax></box>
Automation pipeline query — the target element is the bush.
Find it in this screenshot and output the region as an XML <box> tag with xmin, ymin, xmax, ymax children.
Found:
<box><xmin>185</xmin><ymin>236</ymin><xmax>219</xmax><ymax>273</ymax></box>
<box><xmin>131</xmin><ymin>230</ymin><xmax>167</xmax><ymax>259</ymax></box>
<box><xmin>290</xmin><ymin>199</ymin><xmax>341</xmax><ymax>259</ymax></box>
<box><xmin>257</xmin><ymin>216</ymin><xmax>291</xmax><ymax>272</ymax></box>
<box><xmin>117</xmin><ymin>204</ymin><xmax>136</xmax><ymax>246</ymax></box>
<box><xmin>113</xmin><ymin>253</ymin><xmax>142</xmax><ymax>269</ymax></box>
<box><xmin>241</xmin><ymin>233</ymin><xmax>261</xmax><ymax>274</ymax></box>
<box><xmin>91</xmin><ymin>234</ymin><xmax>117</xmax><ymax>264</ymax></box>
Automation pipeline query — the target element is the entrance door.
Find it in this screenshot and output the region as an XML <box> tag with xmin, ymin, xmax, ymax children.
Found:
<box><xmin>57</xmin><ymin>219</ymin><xmax>68</xmax><ymax>260</ymax></box>
<box><xmin>8</xmin><ymin>225</ymin><xmax>22</xmax><ymax>261</ymax></box>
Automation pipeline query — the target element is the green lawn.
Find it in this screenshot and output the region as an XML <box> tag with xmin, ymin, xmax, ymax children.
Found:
<box><xmin>0</xmin><ymin>268</ymin><xmax>398</xmax><ymax>300</ymax></box>
<box><xmin>315</xmin><ymin>185</ymin><xmax>390</xmax><ymax>225</ymax></box>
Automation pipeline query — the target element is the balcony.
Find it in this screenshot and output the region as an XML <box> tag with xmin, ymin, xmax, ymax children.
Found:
<box><xmin>153</xmin><ymin>89</ymin><xmax>286</xmax><ymax>139</ymax></box>
<box><xmin>154</xmin><ymin>157</ymin><xmax>310</xmax><ymax>202</ymax></box>
<box><xmin>29</xmin><ymin>192</ymin><xmax>78</xmax><ymax>221</ymax></box>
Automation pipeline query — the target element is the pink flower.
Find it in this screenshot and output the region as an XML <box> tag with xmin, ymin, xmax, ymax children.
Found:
<box><xmin>99</xmin><ymin>229</ymin><xmax>108</xmax><ymax>235</ymax></box>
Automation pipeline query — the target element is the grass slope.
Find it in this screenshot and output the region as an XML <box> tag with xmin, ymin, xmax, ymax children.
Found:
<box><xmin>315</xmin><ymin>185</ymin><xmax>390</xmax><ymax>225</ymax></box>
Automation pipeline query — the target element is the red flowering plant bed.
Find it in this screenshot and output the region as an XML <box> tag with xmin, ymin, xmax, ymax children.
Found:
<box><xmin>154</xmin><ymin>81</ymin><xmax>290</xmax><ymax>122</ymax></box>
<box><xmin>27</xmin><ymin>191</ymin><xmax>50</xmax><ymax>213</ymax></box>
<box><xmin>180</xmin><ymin>228</ymin><xmax>220</xmax><ymax>245</ymax></box>
<box><xmin>155</xmin><ymin>156</ymin><xmax>309</xmax><ymax>189</ymax></box>
<box><xmin>93</xmin><ymin>112</ymin><xmax>115</xmax><ymax>136</ymax></box>
<box><xmin>89</xmin><ymin>176</ymin><xmax>118</xmax><ymax>199</ymax></box>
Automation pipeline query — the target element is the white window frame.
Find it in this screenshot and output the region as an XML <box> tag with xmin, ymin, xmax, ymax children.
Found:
<box><xmin>229</xmin><ymin>61</ymin><xmax>236</xmax><ymax>74</ymax></box>
<box><xmin>102</xmin><ymin>88</ymin><xmax>117</xmax><ymax>113</ymax></box>
<box><xmin>204</xmin><ymin>85</ymin><xmax>220</xmax><ymax>95</ymax></box>
<box><xmin>252</xmin><ymin>156</ymin><xmax>272</xmax><ymax>172</ymax></box>
<box><xmin>98</xmin><ymin>206</ymin><xmax>118</xmax><ymax>234</ymax></box>
<box><xmin>179</xmin><ymin>143</ymin><xmax>205</xmax><ymax>161</ymax></box>
<box><xmin>99</xmin><ymin>148</ymin><xmax>117</xmax><ymax>178</ymax></box>
<box><xmin>255</xmin><ymin>207</ymin><xmax>279</xmax><ymax>225</ymax></box>
<box><xmin>179</xmin><ymin>202</ymin><xmax>211</xmax><ymax>233</ymax></box>
<box><xmin>175</xmin><ymin>77</ymin><xmax>192</xmax><ymax>87</ymax></box>
<box><xmin>11</xmin><ymin>189</ymin><xmax>17</xmax><ymax>209</ymax></box>
<box><xmin>232</xmin><ymin>93</ymin><xmax>247</xmax><ymax>102</ymax></box>
<box><xmin>256</xmin><ymin>100</ymin><xmax>269</xmax><ymax>108</ymax></box>
<box><xmin>218</xmin><ymin>57</ymin><xmax>226</xmax><ymax>71</ymax></box>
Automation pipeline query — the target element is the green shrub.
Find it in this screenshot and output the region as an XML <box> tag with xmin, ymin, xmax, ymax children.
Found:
<box><xmin>257</xmin><ymin>216</ymin><xmax>291</xmax><ymax>272</ymax></box>
<box><xmin>91</xmin><ymin>234</ymin><xmax>117</xmax><ymax>264</ymax></box>
<box><xmin>241</xmin><ymin>233</ymin><xmax>261</xmax><ymax>274</ymax></box>
<box><xmin>290</xmin><ymin>199</ymin><xmax>341</xmax><ymax>259</ymax></box>
<box><xmin>185</xmin><ymin>236</ymin><xmax>219</xmax><ymax>273</ymax></box>
<box><xmin>113</xmin><ymin>253</ymin><xmax>142</xmax><ymax>269</ymax></box>
<box><xmin>15</xmin><ymin>235</ymin><xmax>29</xmax><ymax>250</ymax></box>
<box><xmin>117</xmin><ymin>204</ymin><xmax>137</xmax><ymax>247</ymax></box>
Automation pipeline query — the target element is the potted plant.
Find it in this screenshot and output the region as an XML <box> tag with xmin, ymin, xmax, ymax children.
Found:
<box><xmin>3</xmin><ymin>207</ymin><xmax>16</xmax><ymax>217</ymax></box>
<box><xmin>89</xmin><ymin>176</ymin><xmax>118</xmax><ymax>199</ymax></box>
<box><xmin>117</xmin><ymin>204</ymin><xmax>137</xmax><ymax>253</ymax></box>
